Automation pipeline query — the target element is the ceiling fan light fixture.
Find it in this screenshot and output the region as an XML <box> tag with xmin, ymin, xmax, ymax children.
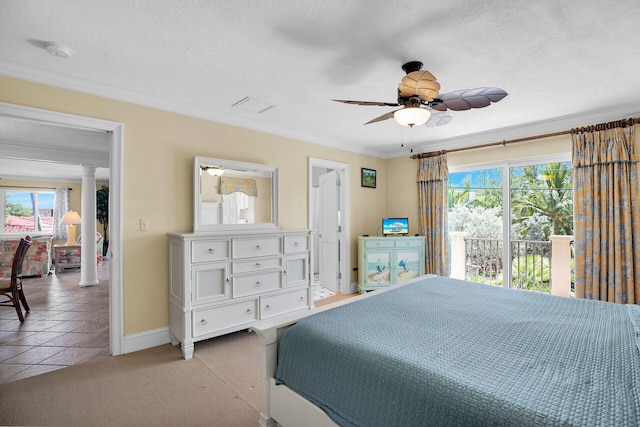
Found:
<box><xmin>394</xmin><ymin>107</ymin><xmax>431</xmax><ymax>127</ymax></box>
<box><xmin>201</xmin><ymin>166</ymin><xmax>224</xmax><ymax>176</ymax></box>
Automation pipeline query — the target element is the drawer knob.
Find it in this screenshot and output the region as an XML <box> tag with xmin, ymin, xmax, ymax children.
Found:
<box><xmin>255</xmin><ymin>262</ymin><xmax>261</xmax><ymax>268</ymax></box>
<box><xmin>246</xmin><ymin>308</ymin><xmax>253</xmax><ymax>314</ymax></box>
<box><xmin>265</xmin><ymin>304</ymin><xmax>271</xmax><ymax>310</ymax></box>
<box><xmin>255</xmin><ymin>281</ymin><xmax>262</xmax><ymax>287</ymax></box>
<box><xmin>299</xmin><ymin>296</ymin><xmax>304</xmax><ymax>301</ymax></box>
<box><xmin>200</xmin><ymin>319</ymin><xmax>208</xmax><ymax>325</ymax></box>
<box><xmin>294</xmin><ymin>241</ymin><xmax>300</xmax><ymax>247</ymax></box>
<box><xmin>208</xmin><ymin>248</ymin><xmax>215</xmax><ymax>254</ymax></box>
<box><xmin>256</xmin><ymin>244</ymin><xmax>262</xmax><ymax>250</ymax></box>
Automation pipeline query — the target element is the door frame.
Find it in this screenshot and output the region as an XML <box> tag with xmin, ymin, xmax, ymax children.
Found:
<box><xmin>449</xmin><ymin>153</ymin><xmax>571</xmax><ymax>288</ymax></box>
<box><xmin>0</xmin><ymin>101</ymin><xmax>124</xmax><ymax>355</ymax></box>
<box><xmin>308</xmin><ymin>157</ymin><xmax>351</xmax><ymax>294</ymax></box>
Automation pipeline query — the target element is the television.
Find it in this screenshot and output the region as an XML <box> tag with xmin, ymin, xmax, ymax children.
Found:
<box><xmin>382</xmin><ymin>217</ymin><xmax>409</xmax><ymax>236</ymax></box>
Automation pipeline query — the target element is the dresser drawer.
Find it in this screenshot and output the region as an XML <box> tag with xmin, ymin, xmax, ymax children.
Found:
<box><xmin>233</xmin><ymin>270</ymin><xmax>281</xmax><ymax>298</ymax></box>
<box><xmin>232</xmin><ymin>257</ymin><xmax>282</xmax><ymax>274</ymax></box>
<box><xmin>364</xmin><ymin>239</ymin><xmax>395</xmax><ymax>249</ymax></box>
<box><xmin>192</xmin><ymin>240</ymin><xmax>230</xmax><ymax>263</ymax></box>
<box><xmin>395</xmin><ymin>238</ymin><xmax>424</xmax><ymax>248</ymax></box>
<box><xmin>260</xmin><ymin>288</ymin><xmax>308</xmax><ymax>320</ymax></box>
<box><xmin>232</xmin><ymin>237</ymin><xmax>281</xmax><ymax>258</ymax></box>
<box><xmin>192</xmin><ymin>300</ymin><xmax>257</xmax><ymax>337</ymax></box>
<box><xmin>284</xmin><ymin>234</ymin><xmax>309</xmax><ymax>253</ymax></box>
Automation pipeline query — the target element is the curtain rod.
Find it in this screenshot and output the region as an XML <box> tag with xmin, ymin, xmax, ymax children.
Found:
<box><xmin>410</xmin><ymin>116</ymin><xmax>640</xmax><ymax>159</ymax></box>
<box><xmin>0</xmin><ymin>185</ymin><xmax>72</xmax><ymax>190</ymax></box>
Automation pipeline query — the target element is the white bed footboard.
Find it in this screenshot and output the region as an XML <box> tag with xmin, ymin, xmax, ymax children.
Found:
<box><xmin>253</xmin><ymin>305</ymin><xmax>337</xmax><ymax>427</ymax></box>
<box><xmin>252</xmin><ymin>275</ymin><xmax>435</xmax><ymax>427</ymax></box>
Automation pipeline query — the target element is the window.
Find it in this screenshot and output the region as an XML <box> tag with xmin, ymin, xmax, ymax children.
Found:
<box><xmin>448</xmin><ymin>154</ymin><xmax>572</xmax><ymax>291</ymax></box>
<box><xmin>2</xmin><ymin>190</ymin><xmax>56</xmax><ymax>235</ymax></box>
<box><xmin>221</xmin><ymin>192</ymin><xmax>255</xmax><ymax>224</ymax></box>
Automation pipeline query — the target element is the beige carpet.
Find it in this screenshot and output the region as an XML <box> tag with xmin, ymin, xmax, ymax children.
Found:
<box><xmin>0</xmin><ymin>294</ymin><xmax>354</xmax><ymax>426</ymax></box>
<box><xmin>0</xmin><ymin>330</ymin><xmax>261</xmax><ymax>426</ymax></box>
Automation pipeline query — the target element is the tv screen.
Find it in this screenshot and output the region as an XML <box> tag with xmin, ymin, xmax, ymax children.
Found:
<box><xmin>382</xmin><ymin>217</ymin><xmax>409</xmax><ymax>235</ymax></box>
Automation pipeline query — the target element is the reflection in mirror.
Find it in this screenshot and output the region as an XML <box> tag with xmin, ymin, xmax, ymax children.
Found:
<box><xmin>194</xmin><ymin>156</ymin><xmax>279</xmax><ymax>232</ymax></box>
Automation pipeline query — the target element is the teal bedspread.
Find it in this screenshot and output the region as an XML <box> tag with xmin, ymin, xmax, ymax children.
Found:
<box><xmin>275</xmin><ymin>277</ymin><xmax>640</xmax><ymax>426</ymax></box>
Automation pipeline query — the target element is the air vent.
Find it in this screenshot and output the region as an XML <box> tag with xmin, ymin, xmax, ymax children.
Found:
<box><xmin>231</xmin><ymin>97</ymin><xmax>275</xmax><ymax>114</ymax></box>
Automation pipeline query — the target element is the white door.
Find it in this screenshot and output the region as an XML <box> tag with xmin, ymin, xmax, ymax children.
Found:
<box><xmin>318</xmin><ymin>170</ymin><xmax>339</xmax><ymax>293</ymax></box>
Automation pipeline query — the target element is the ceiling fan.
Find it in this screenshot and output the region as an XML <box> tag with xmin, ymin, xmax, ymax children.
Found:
<box><xmin>334</xmin><ymin>61</ymin><xmax>508</xmax><ymax>128</ymax></box>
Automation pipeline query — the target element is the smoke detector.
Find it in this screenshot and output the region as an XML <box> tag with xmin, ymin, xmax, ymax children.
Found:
<box><xmin>45</xmin><ymin>42</ymin><xmax>73</xmax><ymax>58</ymax></box>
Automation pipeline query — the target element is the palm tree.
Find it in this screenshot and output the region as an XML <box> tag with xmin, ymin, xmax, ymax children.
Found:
<box><xmin>511</xmin><ymin>162</ymin><xmax>573</xmax><ymax>237</ymax></box>
<box><xmin>448</xmin><ymin>175</ymin><xmax>472</xmax><ymax>209</ymax></box>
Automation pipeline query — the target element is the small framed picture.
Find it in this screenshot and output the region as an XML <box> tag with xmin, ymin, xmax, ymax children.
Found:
<box><xmin>361</xmin><ymin>168</ymin><xmax>376</xmax><ymax>188</ymax></box>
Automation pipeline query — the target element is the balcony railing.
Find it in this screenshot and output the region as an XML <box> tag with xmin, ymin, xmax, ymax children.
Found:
<box><xmin>450</xmin><ymin>232</ymin><xmax>574</xmax><ymax>296</ymax></box>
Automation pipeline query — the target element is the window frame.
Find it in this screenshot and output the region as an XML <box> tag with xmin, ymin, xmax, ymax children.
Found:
<box><xmin>1</xmin><ymin>188</ymin><xmax>57</xmax><ymax>237</ymax></box>
<box><xmin>448</xmin><ymin>152</ymin><xmax>571</xmax><ymax>287</ymax></box>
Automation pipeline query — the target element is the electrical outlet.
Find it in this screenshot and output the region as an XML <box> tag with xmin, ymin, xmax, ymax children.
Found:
<box><xmin>140</xmin><ymin>218</ymin><xmax>150</xmax><ymax>231</ymax></box>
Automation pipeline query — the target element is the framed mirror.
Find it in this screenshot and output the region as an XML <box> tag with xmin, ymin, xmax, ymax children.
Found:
<box><xmin>194</xmin><ymin>156</ymin><xmax>279</xmax><ymax>232</ymax></box>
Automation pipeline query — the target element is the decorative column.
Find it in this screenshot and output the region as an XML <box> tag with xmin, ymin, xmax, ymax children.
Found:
<box><xmin>80</xmin><ymin>165</ymin><xmax>99</xmax><ymax>287</ymax></box>
<box><xmin>449</xmin><ymin>231</ymin><xmax>467</xmax><ymax>280</ymax></box>
<box><xmin>550</xmin><ymin>235</ymin><xmax>574</xmax><ymax>297</ymax></box>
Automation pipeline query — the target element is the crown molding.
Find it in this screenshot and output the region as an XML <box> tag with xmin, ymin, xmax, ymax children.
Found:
<box><xmin>3</xmin><ymin>60</ymin><xmax>639</xmax><ymax>161</ymax></box>
<box><xmin>386</xmin><ymin>103</ymin><xmax>640</xmax><ymax>159</ymax></box>
<box><xmin>0</xmin><ymin>60</ymin><xmax>385</xmax><ymax>158</ymax></box>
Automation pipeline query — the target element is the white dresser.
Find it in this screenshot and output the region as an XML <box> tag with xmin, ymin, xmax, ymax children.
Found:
<box><xmin>168</xmin><ymin>229</ymin><xmax>312</xmax><ymax>359</ymax></box>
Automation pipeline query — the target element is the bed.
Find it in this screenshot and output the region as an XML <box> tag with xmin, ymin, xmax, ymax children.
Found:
<box><xmin>252</xmin><ymin>275</ymin><xmax>640</xmax><ymax>427</ymax></box>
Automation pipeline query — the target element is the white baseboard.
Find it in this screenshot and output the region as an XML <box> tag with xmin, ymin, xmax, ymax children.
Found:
<box><xmin>122</xmin><ymin>326</ymin><xmax>172</xmax><ymax>354</ymax></box>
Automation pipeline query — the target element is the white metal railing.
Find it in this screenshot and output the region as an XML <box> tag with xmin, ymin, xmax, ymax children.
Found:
<box><xmin>449</xmin><ymin>232</ymin><xmax>574</xmax><ymax>295</ymax></box>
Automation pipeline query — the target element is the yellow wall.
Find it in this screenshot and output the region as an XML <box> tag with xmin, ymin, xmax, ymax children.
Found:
<box><xmin>0</xmin><ymin>75</ymin><xmax>386</xmax><ymax>335</ymax></box>
<box><xmin>447</xmin><ymin>134</ymin><xmax>572</xmax><ymax>167</ymax></box>
<box><xmin>5</xmin><ymin>73</ymin><xmax>636</xmax><ymax>338</ymax></box>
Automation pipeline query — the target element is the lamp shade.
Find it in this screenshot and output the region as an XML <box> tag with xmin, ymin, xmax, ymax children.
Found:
<box><xmin>393</xmin><ymin>107</ymin><xmax>431</xmax><ymax>127</ymax></box>
<box><xmin>61</xmin><ymin>210</ymin><xmax>82</xmax><ymax>225</ymax></box>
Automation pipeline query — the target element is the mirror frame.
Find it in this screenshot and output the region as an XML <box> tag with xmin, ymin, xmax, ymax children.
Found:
<box><xmin>193</xmin><ymin>156</ymin><xmax>279</xmax><ymax>232</ymax></box>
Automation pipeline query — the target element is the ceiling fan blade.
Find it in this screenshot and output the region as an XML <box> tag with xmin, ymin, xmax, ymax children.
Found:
<box><xmin>438</xmin><ymin>87</ymin><xmax>508</xmax><ymax>111</ymax></box>
<box><xmin>398</xmin><ymin>71</ymin><xmax>441</xmax><ymax>102</ymax></box>
<box><xmin>425</xmin><ymin>110</ymin><xmax>453</xmax><ymax>127</ymax></box>
<box><xmin>364</xmin><ymin>109</ymin><xmax>399</xmax><ymax>125</ymax></box>
<box><xmin>333</xmin><ymin>99</ymin><xmax>400</xmax><ymax>107</ymax></box>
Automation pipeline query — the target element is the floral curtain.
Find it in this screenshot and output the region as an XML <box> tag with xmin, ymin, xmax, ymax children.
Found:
<box><xmin>417</xmin><ymin>152</ymin><xmax>450</xmax><ymax>276</ymax></box>
<box><xmin>53</xmin><ymin>187</ymin><xmax>70</xmax><ymax>240</ymax></box>
<box><xmin>220</xmin><ymin>177</ymin><xmax>257</xmax><ymax>196</ymax></box>
<box><xmin>572</xmin><ymin>120</ymin><xmax>640</xmax><ymax>303</ymax></box>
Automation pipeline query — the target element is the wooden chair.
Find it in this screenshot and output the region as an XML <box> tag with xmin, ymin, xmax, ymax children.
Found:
<box><xmin>0</xmin><ymin>236</ymin><xmax>33</xmax><ymax>322</ymax></box>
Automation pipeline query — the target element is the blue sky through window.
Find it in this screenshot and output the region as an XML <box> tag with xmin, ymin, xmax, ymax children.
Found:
<box><xmin>6</xmin><ymin>192</ymin><xmax>55</xmax><ymax>209</ymax></box>
<box><xmin>449</xmin><ymin>168</ymin><xmax>502</xmax><ymax>189</ymax></box>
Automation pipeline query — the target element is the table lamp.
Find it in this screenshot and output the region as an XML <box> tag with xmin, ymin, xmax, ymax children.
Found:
<box><xmin>61</xmin><ymin>210</ymin><xmax>82</xmax><ymax>245</ymax></box>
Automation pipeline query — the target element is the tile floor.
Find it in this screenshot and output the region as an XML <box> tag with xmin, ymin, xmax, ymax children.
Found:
<box><xmin>312</xmin><ymin>274</ymin><xmax>336</xmax><ymax>300</ymax></box>
<box><xmin>0</xmin><ymin>261</ymin><xmax>110</xmax><ymax>384</ymax></box>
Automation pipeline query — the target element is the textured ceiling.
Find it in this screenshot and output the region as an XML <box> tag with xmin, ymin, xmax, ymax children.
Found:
<box><xmin>0</xmin><ymin>0</ymin><xmax>639</xmax><ymax>169</ymax></box>
<box><xmin>0</xmin><ymin>116</ymin><xmax>110</xmax><ymax>182</ymax></box>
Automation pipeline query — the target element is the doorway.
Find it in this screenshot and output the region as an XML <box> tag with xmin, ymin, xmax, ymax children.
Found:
<box><xmin>0</xmin><ymin>101</ymin><xmax>124</xmax><ymax>356</ymax></box>
<box><xmin>448</xmin><ymin>153</ymin><xmax>572</xmax><ymax>290</ymax></box>
<box><xmin>308</xmin><ymin>157</ymin><xmax>351</xmax><ymax>295</ymax></box>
